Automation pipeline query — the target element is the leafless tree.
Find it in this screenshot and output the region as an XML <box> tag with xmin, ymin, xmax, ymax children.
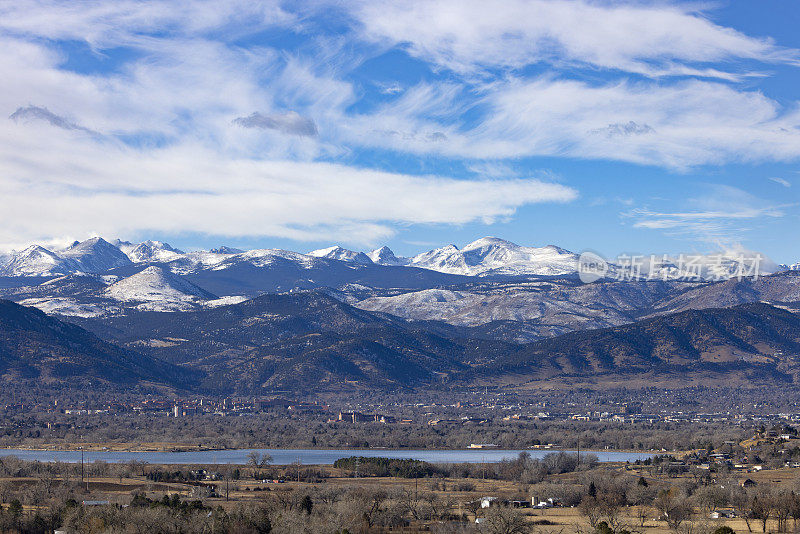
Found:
<box><xmin>654</xmin><ymin>488</ymin><xmax>693</xmax><ymax>532</ymax></box>
<box><xmin>579</xmin><ymin>495</ymin><xmax>604</xmax><ymax>528</ymax></box>
<box><xmin>773</xmin><ymin>491</ymin><xmax>793</xmax><ymax>533</ymax></box>
<box><xmin>692</xmin><ymin>485</ymin><xmax>728</xmax><ymax>515</ymax></box>
<box><xmin>730</xmin><ymin>488</ymin><xmax>753</xmax><ymax>532</ymax></box>
<box><xmin>636</xmin><ymin>505</ymin><xmax>651</xmax><ymax>528</ymax></box>
<box><xmin>598</xmin><ymin>492</ymin><xmax>626</xmax><ymax>531</ymax></box>
<box><xmin>479</xmin><ymin>505</ymin><xmax>531</xmax><ymax>534</ymax></box>
<box><xmin>749</xmin><ymin>492</ymin><xmax>773</xmax><ymax>534</ymax></box>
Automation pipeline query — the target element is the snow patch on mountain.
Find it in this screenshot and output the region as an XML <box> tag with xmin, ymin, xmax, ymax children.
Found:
<box><xmin>355</xmin><ymin>280</ymin><xmax>683</xmax><ymax>335</ymax></box>
<box><xmin>205</xmin><ymin>295</ymin><xmax>249</xmax><ymax>308</ymax></box>
<box><xmin>19</xmin><ymin>297</ymin><xmax>114</xmax><ymax>318</ymax></box>
<box><xmin>356</xmin><ymin>286</ymin><xmax>637</xmax><ymax>331</ymax></box>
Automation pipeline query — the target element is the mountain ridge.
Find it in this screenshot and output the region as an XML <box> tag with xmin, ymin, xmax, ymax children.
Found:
<box><xmin>465</xmin><ymin>302</ymin><xmax>800</xmax><ymax>388</ymax></box>
<box><xmin>0</xmin><ymin>299</ymin><xmax>195</xmax><ymax>390</ymax></box>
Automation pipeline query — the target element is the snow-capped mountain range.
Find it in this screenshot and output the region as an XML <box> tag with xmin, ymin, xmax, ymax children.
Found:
<box><xmin>0</xmin><ymin>235</ymin><xmax>798</xmax><ymax>353</ymax></box>
<box><xmin>0</xmin><ymin>235</ymin><xmax>789</xmax><ymax>280</ymax></box>
<box><xmin>0</xmin><ymin>236</ymin><xmax>795</xmax><ymax>323</ymax></box>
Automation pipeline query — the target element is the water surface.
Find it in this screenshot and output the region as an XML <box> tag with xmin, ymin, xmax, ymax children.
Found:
<box><xmin>0</xmin><ymin>448</ymin><xmax>652</xmax><ymax>465</ymax></box>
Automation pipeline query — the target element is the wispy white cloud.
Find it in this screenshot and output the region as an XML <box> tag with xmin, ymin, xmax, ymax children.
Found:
<box><xmin>0</xmin><ymin>1</ymin><xmax>294</xmax><ymax>48</ymax></box>
<box><xmin>351</xmin><ymin>0</ymin><xmax>800</xmax><ymax>78</ymax></box>
<box><xmin>1</xmin><ymin>1</ymin><xmax>799</xmax><ymax>172</ymax></box>
<box><xmin>466</xmin><ymin>161</ymin><xmax>520</xmax><ymax>179</ymax></box>
<box><xmin>769</xmin><ymin>176</ymin><xmax>792</xmax><ymax>188</ymax></box>
<box><xmin>625</xmin><ymin>185</ymin><xmax>793</xmax><ymax>245</ymax></box>
<box><xmin>375</xmin><ymin>81</ymin><xmax>404</xmax><ymax>95</ymax></box>
<box><xmin>342</xmin><ymin>77</ymin><xmax>800</xmax><ymax>168</ymax></box>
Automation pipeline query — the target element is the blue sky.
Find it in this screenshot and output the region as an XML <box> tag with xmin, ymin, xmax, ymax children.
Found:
<box><xmin>1</xmin><ymin>1</ymin><xmax>799</xmax><ymax>263</ymax></box>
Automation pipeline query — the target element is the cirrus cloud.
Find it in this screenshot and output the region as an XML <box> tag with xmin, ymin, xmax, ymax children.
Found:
<box><xmin>625</xmin><ymin>185</ymin><xmax>794</xmax><ymax>245</ymax></box>
<box><xmin>351</xmin><ymin>0</ymin><xmax>800</xmax><ymax>78</ymax></box>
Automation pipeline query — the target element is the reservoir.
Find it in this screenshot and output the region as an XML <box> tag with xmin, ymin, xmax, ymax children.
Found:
<box><xmin>0</xmin><ymin>448</ymin><xmax>653</xmax><ymax>465</ymax></box>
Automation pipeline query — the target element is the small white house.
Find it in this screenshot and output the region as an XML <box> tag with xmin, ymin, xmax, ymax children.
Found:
<box><xmin>532</xmin><ymin>497</ymin><xmax>557</xmax><ymax>509</ymax></box>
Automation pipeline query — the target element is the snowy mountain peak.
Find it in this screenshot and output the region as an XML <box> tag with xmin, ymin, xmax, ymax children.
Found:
<box><xmin>1</xmin><ymin>245</ymin><xmax>75</xmax><ymax>276</ymax></box>
<box><xmin>21</xmin><ymin>244</ymin><xmax>55</xmax><ymax>256</ymax></box>
<box><xmin>368</xmin><ymin>246</ymin><xmax>408</xmax><ymax>266</ymax></box>
<box><xmin>59</xmin><ymin>237</ymin><xmax>132</xmax><ymax>273</ymax></box>
<box><xmin>308</xmin><ymin>246</ymin><xmax>373</xmax><ymax>264</ymax></box>
<box><xmin>126</xmin><ymin>240</ymin><xmax>184</xmax><ymax>263</ymax></box>
<box><xmin>409</xmin><ymin>244</ymin><xmax>467</xmax><ymax>274</ymax></box>
<box><xmin>61</xmin><ymin>237</ymin><xmax>120</xmax><ymax>257</ymax></box>
<box><xmin>462</xmin><ymin>236</ymin><xmax>518</xmax><ymax>251</ymax></box>
<box><xmin>105</xmin><ymin>265</ymin><xmax>217</xmax><ymax>305</ymax></box>
<box><xmin>408</xmin><ymin>237</ymin><xmax>579</xmax><ymax>277</ymax></box>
